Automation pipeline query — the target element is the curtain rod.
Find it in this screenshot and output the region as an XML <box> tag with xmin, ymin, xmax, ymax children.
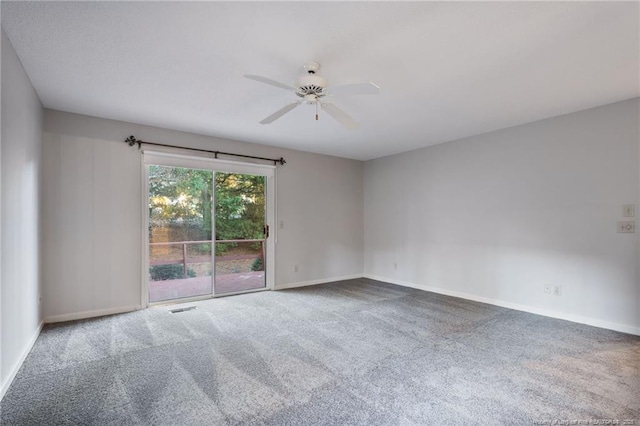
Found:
<box><xmin>125</xmin><ymin>136</ymin><xmax>286</xmax><ymax>166</ymax></box>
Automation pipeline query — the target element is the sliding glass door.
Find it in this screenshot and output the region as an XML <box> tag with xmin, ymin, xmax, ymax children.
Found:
<box><xmin>144</xmin><ymin>152</ymin><xmax>274</xmax><ymax>304</ymax></box>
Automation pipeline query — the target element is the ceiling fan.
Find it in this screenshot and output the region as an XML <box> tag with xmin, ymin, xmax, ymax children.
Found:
<box><xmin>244</xmin><ymin>61</ymin><xmax>379</xmax><ymax>130</ymax></box>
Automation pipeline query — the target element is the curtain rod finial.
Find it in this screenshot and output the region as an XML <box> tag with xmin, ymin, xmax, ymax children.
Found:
<box><xmin>125</xmin><ymin>135</ymin><xmax>140</xmax><ymax>147</ymax></box>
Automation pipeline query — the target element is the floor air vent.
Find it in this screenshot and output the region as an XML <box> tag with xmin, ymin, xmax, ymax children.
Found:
<box><xmin>170</xmin><ymin>306</ymin><xmax>197</xmax><ymax>313</ymax></box>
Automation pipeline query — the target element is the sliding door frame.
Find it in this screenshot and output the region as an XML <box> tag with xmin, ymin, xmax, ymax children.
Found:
<box><xmin>141</xmin><ymin>150</ymin><xmax>276</xmax><ymax>307</ymax></box>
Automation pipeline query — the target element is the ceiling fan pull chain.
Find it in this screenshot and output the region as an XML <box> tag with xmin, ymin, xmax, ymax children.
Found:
<box><xmin>315</xmin><ymin>101</ymin><xmax>319</xmax><ymax>121</ymax></box>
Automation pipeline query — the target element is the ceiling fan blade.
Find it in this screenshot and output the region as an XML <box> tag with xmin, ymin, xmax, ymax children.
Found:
<box><xmin>328</xmin><ymin>82</ymin><xmax>380</xmax><ymax>96</ymax></box>
<box><xmin>259</xmin><ymin>101</ymin><xmax>302</xmax><ymax>124</ymax></box>
<box><xmin>244</xmin><ymin>74</ymin><xmax>295</xmax><ymax>91</ymax></box>
<box><xmin>321</xmin><ymin>103</ymin><xmax>359</xmax><ymax>130</ymax></box>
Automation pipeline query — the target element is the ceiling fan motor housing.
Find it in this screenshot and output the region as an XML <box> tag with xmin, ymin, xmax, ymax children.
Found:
<box><xmin>296</xmin><ymin>74</ymin><xmax>327</xmax><ymax>101</ymax></box>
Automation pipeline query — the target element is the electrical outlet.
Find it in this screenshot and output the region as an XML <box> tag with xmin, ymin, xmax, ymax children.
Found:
<box><xmin>623</xmin><ymin>205</ymin><xmax>635</xmax><ymax>218</ymax></box>
<box><xmin>617</xmin><ymin>221</ymin><xmax>635</xmax><ymax>233</ymax></box>
<box><xmin>279</xmin><ymin>220</ymin><xmax>284</xmax><ymax>229</ymax></box>
<box><xmin>553</xmin><ymin>285</ymin><xmax>562</xmax><ymax>296</ymax></box>
<box><xmin>544</xmin><ymin>284</ymin><xmax>552</xmax><ymax>294</ymax></box>
<box><xmin>294</xmin><ymin>264</ymin><xmax>299</xmax><ymax>272</ymax></box>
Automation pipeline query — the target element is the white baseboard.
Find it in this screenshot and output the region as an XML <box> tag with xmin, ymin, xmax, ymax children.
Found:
<box><xmin>363</xmin><ymin>274</ymin><xmax>640</xmax><ymax>336</ymax></box>
<box><xmin>0</xmin><ymin>320</ymin><xmax>44</xmax><ymax>401</ymax></box>
<box><xmin>275</xmin><ymin>274</ymin><xmax>363</xmax><ymax>290</ymax></box>
<box><xmin>44</xmin><ymin>305</ymin><xmax>141</xmax><ymax>324</ymax></box>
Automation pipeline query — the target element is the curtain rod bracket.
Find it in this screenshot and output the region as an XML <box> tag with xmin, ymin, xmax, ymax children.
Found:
<box><xmin>123</xmin><ymin>135</ymin><xmax>286</xmax><ymax>166</ymax></box>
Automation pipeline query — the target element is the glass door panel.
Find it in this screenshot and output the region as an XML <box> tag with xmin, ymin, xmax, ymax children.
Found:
<box><xmin>214</xmin><ymin>172</ymin><xmax>267</xmax><ymax>295</ymax></box>
<box><xmin>148</xmin><ymin>165</ymin><xmax>213</xmax><ymax>303</ymax></box>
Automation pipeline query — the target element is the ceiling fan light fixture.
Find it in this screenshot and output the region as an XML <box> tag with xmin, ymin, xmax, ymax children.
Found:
<box><xmin>304</xmin><ymin>94</ymin><xmax>318</xmax><ymax>103</ymax></box>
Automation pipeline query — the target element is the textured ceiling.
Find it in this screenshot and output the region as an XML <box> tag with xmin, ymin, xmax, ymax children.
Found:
<box><xmin>2</xmin><ymin>1</ymin><xmax>638</xmax><ymax>160</ymax></box>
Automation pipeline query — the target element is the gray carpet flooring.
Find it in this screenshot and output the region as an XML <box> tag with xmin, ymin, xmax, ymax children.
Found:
<box><xmin>1</xmin><ymin>278</ymin><xmax>639</xmax><ymax>425</ymax></box>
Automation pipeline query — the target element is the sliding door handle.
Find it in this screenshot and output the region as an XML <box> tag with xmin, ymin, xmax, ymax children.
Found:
<box><xmin>263</xmin><ymin>225</ymin><xmax>270</xmax><ymax>239</ymax></box>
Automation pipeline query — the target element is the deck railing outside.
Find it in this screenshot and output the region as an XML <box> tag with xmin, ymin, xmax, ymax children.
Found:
<box><xmin>149</xmin><ymin>239</ymin><xmax>265</xmax><ymax>279</ymax></box>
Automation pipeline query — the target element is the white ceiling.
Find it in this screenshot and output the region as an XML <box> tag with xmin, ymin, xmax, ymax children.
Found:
<box><xmin>2</xmin><ymin>1</ymin><xmax>638</xmax><ymax>160</ymax></box>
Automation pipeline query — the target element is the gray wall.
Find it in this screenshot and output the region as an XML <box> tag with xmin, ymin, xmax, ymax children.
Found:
<box><xmin>0</xmin><ymin>28</ymin><xmax>43</xmax><ymax>398</ymax></box>
<box><xmin>364</xmin><ymin>98</ymin><xmax>640</xmax><ymax>334</ymax></box>
<box><xmin>41</xmin><ymin>110</ymin><xmax>364</xmax><ymax>321</ymax></box>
